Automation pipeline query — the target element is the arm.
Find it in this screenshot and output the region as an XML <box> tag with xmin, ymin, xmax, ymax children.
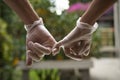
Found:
<box><xmin>53</xmin><ymin>0</ymin><xmax>117</xmax><ymax>60</ymax></box>
<box><xmin>80</xmin><ymin>0</ymin><xmax>117</xmax><ymax>25</ymax></box>
<box><xmin>4</xmin><ymin>0</ymin><xmax>56</xmax><ymax>65</ymax></box>
<box><xmin>3</xmin><ymin>0</ymin><xmax>39</xmax><ymax>24</ymax></box>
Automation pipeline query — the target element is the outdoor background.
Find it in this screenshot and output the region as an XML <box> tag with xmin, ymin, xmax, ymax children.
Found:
<box><xmin>0</xmin><ymin>0</ymin><xmax>117</xmax><ymax>80</ymax></box>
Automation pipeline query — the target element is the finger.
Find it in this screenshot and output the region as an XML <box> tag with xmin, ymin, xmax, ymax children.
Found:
<box><xmin>70</xmin><ymin>48</ymin><xmax>83</xmax><ymax>58</ymax></box>
<box><xmin>28</xmin><ymin>49</ymin><xmax>43</xmax><ymax>62</ymax></box>
<box><xmin>26</xmin><ymin>39</ymin><xmax>33</xmax><ymax>65</ymax></box>
<box><xmin>63</xmin><ymin>46</ymin><xmax>83</xmax><ymax>60</ymax></box>
<box><xmin>63</xmin><ymin>47</ymin><xmax>71</xmax><ymax>57</ymax></box>
<box><xmin>83</xmin><ymin>49</ymin><xmax>90</xmax><ymax>56</ymax></box>
<box><xmin>67</xmin><ymin>51</ymin><xmax>83</xmax><ymax>61</ymax></box>
<box><xmin>52</xmin><ymin>41</ymin><xmax>63</xmax><ymax>55</ymax></box>
<box><xmin>28</xmin><ymin>42</ymin><xmax>45</xmax><ymax>58</ymax></box>
<box><xmin>28</xmin><ymin>41</ymin><xmax>37</xmax><ymax>53</ymax></box>
<box><xmin>26</xmin><ymin>50</ymin><xmax>32</xmax><ymax>66</ymax></box>
<box><xmin>80</xmin><ymin>45</ymin><xmax>90</xmax><ymax>56</ymax></box>
<box><xmin>70</xmin><ymin>41</ymin><xmax>81</xmax><ymax>55</ymax></box>
<box><xmin>76</xmin><ymin>40</ymin><xmax>89</xmax><ymax>55</ymax></box>
<box><xmin>52</xmin><ymin>37</ymin><xmax>73</xmax><ymax>55</ymax></box>
<box><xmin>66</xmin><ymin>53</ymin><xmax>83</xmax><ymax>61</ymax></box>
<box><xmin>52</xmin><ymin>47</ymin><xmax>60</xmax><ymax>56</ymax></box>
<box><xmin>78</xmin><ymin>40</ymin><xmax>91</xmax><ymax>55</ymax></box>
<box><xmin>70</xmin><ymin>48</ymin><xmax>77</xmax><ymax>55</ymax></box>
<box><xmin>34</xmin><ymin>43</ymin><xmax>51</xmax><ymax>55</ymax></box>
<box><xmin>70</xmin><ymin>40</ymin><xmax>85</xmax><ymax>55</ymax></box>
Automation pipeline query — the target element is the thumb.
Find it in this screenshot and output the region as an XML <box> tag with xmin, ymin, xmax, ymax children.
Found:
<box><xmin>26</xmin><ymin>50</ymin><xmax>32</xmax><ymax>66</ymax></box>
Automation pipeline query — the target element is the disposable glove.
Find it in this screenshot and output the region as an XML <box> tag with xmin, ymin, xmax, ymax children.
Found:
<box><xmin>25</xmin><ymin>18</ymin><xmax>56</xmax><ymax>65</ymax></box>
<box><xmin>52</xmin><ymin>17</ymin><xmax>98</xmax><ymax>60</ymax></box>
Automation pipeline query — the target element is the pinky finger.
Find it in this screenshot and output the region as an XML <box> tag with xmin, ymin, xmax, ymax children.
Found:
<box><xmin>52</xmin><ymin>41</ymin><xmax>62</xmax><ymax>56</ymax></box>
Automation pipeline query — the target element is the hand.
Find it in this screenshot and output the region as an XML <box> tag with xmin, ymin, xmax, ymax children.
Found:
<box><xmin>52</xmin><ymin>18</ymin><xmax>98</xmax><ymax>60</ymax></box>
<box><xmin>25</xmin><ymin>18</ymin><xmax>56</xmax><ymax>65</ymax></box>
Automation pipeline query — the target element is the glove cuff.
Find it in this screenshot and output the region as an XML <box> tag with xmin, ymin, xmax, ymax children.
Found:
<box><xmin>24</xmin><ymin>18</ymin><xmax>44</xmax><ymax>32</ymax></box>
<box><xmin>76</xmin><ymin>17</ymin><xmax>98</xmax><ymax>33</ymax></box>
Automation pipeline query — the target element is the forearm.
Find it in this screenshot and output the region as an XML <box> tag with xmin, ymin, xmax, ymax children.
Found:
<box><xmin>80</xmin><ymin>0</ymin><xmax>117</xmax><ymax>25</ymax></box>
<box><xmin>3</xmin><ymin>0</ymin><xmax>39</xmax><ymax>24</ymax></box>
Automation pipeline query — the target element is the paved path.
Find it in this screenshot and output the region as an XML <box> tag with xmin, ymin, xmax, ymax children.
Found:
<box><xmin>90</xmin><ymin>58</ymin><xmax>120</xmax><ymax>80</ymax></box>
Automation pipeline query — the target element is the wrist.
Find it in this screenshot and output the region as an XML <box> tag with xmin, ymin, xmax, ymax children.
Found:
<box><xmin>24</xmin><ymin>18</ymin><xmax>44</xmax><ymax>32</ymax></box>
<box><xmin>76</xmin><ymin>17</ymin><xmax>98</xmax><ymax>33</ymax></box>
<box><xmin>79</xmin><ymin>17</ymin><xmax>96</xmax><ymax>25</ymax></box>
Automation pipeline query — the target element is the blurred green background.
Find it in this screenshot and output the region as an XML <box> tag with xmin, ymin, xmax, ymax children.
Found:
<box><xmin>0</xmin><ymin>0</ymin><xmax>114</xmax><ymax>80</ymax></box>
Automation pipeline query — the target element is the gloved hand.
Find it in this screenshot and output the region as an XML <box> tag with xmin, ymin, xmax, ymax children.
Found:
<box><xmin>52</xmin><ymin>17</ymin><xmax>98</xmax><ymax>61</ymax></box>
<box><xmin>25</xmin><ymin>18</ymin><xmax>56</xmax><ymax>65</ymax></box>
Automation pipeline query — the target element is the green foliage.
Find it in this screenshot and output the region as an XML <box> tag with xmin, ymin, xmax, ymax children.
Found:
<box><xmin>30</xmin><ymin>70</ymin><xmax>39</xmax><ymax>80</ymax></box>
<box><xmin>0</xmin><ymin>2</ymin><xmax>26</xmax><ymax>80</ymax></box>
<box><xmin>90</xmin><ymin>28</ymin><xmax>102</xmax><ymax>57</ymax></box>
<box><xmin>0</xmin><ymin>19</ymin><xmax>13</xmax><ymax>68</ymax></box>
<box><xmin>0</xmin><ymin>0</ymin><xmax>102</xmax><ymax>80</ymax></box>
<box><xmin>30</xmin><ymin>69</ymin><xmax>60</xmax><ymax>80</ymax></box>
<box><xmin>0</xmin><ymin>0</ymin><xmax>101</xmax><ymax>62</ymax></box>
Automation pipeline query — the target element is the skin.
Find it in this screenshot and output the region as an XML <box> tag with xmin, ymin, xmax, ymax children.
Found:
<box><xmin>53</xmin><ymin>0</ymin><xmax>117</xmax><ymax>59</ymax></box>
<box><xmin>80</xmin><ymin>0</ymin><xmax>117</xmax><ymax>25</ymax></box>
<box><xmin>3</xmin><ymin>0</ymin><xmax>39</xmax><ymax>25</ymax></box>
<box><xmin>3</xmin><ymin>0</ymin><xmax>57</xmax><ymax>65</ymax></box>
<box><xmin>3</xmin><ymin>0</ymin><xmax>118</xmax><ymax>63</ymax></box>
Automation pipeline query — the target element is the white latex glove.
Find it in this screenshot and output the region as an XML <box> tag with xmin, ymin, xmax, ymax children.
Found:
<box><xmin>52</xmin><ymin>17</ymin><xmax>98</xmax><ymax>60</ymax></box>
<box><xmin>25</xmin><ymin>18</ymin><xmax>56</xmax><ymax>65</ymax></box>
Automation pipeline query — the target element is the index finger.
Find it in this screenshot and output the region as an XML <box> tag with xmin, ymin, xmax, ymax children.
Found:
<box><xmin>34</xmin><ymin>42</ymin><xmax>51</xmax><ymax>55</ymax></box>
